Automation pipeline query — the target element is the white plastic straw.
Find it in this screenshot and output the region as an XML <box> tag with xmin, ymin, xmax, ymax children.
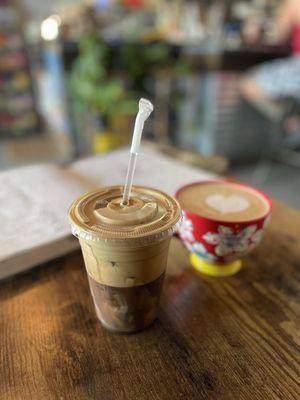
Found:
<box><xmin>122</xmin><ymin>98</ymin><xmax>154</xmax><ymax>205</ymax></box>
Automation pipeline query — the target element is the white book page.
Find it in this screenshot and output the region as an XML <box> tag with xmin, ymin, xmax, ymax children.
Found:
<box><xmin>0</xmin><ymin>164</ymin><xmax>93</xmax><ymax>262</ymax></box>
<box><xmin>0</xmin><ymin>147</ymin><xmax>217</xmax><ymax>273</ymax></box>
<box><xmin>69</xmin><ymin>147</ymin><xmax>217</xmax><ymax>194</ymax></box>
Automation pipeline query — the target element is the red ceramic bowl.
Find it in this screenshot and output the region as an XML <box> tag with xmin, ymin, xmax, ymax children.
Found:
<box><xmin>175</xmin><ymin>180</ymin><xmax>272</xmax><ymax>277</ymax></box>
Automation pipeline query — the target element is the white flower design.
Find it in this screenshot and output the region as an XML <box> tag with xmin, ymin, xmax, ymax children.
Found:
<box><xmin>263</xmin><ymin>215</ymin><xmax>271</xmax><ymax>228</ymax></box>
<box><xmin>178</xmin><ymin>212</ymin><xmax>217</xmax><ymax>261</ymax></box>
<box><xmin>191</xmin><ymin>242</ymin><xmax>217</xmax><ymax>261</ymax></box>
<box><xmin>251</xmin><ymin>229</ymin><xmax>264</xmax><ymax>245</ymax></box>
<box><xmin>178</xmin><ymin>211</ymin><xmax>195</xmax><ymax>243</ymax></box>
<box><xmin>203</xmin><ymin>224</ymin><xmax>264</xmax><ymax>257</ymax></box>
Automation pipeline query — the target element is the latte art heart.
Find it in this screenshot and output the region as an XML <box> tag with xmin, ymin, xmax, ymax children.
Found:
<box><xmin>205</xmin><ymin>194</ymin><xmax>250</xmax><ymax>214</ymax></box>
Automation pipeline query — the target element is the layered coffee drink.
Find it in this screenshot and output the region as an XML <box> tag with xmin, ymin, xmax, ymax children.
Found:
<box><xmin>69</xmin><ymin>186</ymin><xmax>180</xmax><ymax>333</ymax></box>
<box><xmin>177</xmin><ymin>181</ymin><xmax>269</xmax><ymax>221</ymax></box>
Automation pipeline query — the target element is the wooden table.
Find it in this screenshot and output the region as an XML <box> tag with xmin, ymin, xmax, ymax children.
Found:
<box><xmin>1</xmin><ymin>201</ymin><xmax>299</xmax><ymax>400</ymax></box>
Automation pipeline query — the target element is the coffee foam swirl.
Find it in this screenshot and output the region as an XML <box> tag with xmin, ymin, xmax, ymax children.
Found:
<box><xmin>177</xmin><ymin>181</ymin><xmax>270</xmax><ymax>222</ymax></box>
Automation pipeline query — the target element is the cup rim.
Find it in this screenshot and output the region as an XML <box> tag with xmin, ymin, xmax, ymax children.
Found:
<box><xmin>69</xmin><ymin>185</ymin><xmax>181</xmax><ymax>242</ymax></box>
<box><xmin>175</xmin><ymin>179</ymin><xmax>273</xmax><ymax>224</ymax></box>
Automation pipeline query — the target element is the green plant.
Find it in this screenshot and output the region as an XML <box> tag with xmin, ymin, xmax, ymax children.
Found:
<box><xmin>71</xmin><ymin>34</ymin><xmax>136</xmax><ymax>117</ymax></box>
<box><xmin>70</xmin><ymin>33</ymin><xmax>190</xmax><ymax>117</ymax></box>
<box><xmin>119</xmin><ymin>42</ymin><xmax>190</xmax><ymax>91</ymax></box>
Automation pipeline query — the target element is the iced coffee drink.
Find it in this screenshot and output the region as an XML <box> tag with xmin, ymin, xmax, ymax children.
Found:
<box><xmin>69</xmin><ymin>185</ymin><xmax>181</xmax><ymax>333</ymax></box>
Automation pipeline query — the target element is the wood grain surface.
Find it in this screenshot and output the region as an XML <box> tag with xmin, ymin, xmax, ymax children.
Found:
<box><xmin>0</xmin><ymin>201</ymin><xmax>299</xmax><ymax>400</ymax></box>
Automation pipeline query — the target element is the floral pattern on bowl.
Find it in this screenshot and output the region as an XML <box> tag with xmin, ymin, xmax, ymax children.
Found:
<box><xmin>178</xmin><ymin>210</ymin><xmax>270</xmax><ymax>264</ymax></box>
<box><xmin>178</xmin><ymin>211</ymin><xmax>217</xmax><ymax>262</ymax></box>
<box><xmin>203</xmin><ymin>224</ymin><xmax>264</xmax><ymax>261</ymax></box>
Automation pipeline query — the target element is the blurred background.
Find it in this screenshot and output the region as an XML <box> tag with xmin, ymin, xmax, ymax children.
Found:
<box><xmin>0</xmin><ymin>0</ymin><xmax>299</xmax><ymax>208</ymax></box>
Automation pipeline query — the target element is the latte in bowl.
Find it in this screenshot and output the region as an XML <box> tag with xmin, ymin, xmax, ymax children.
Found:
<box><xmin>176</xmin><ymin>181</ymin><xmax>272</xmax><ymax>277</ymax></box>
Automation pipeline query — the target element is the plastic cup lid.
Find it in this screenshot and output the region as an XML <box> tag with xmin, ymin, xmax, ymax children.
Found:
<box><xmin>69</xmin><ymin>185</ymin><xmax>181</xmax><ymax>243</ymax></box>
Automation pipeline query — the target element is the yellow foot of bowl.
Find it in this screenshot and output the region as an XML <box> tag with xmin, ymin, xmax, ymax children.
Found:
<box><xmin>190</xmin><ymin>253</ymin><xmax>242</xmax><ymax>277</ymax></box>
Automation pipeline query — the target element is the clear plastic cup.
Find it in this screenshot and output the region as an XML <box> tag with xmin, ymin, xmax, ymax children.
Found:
<box><xmin>69</xmin><ymin>185</ymin><xmax>181</xmax><ymax>333</ymax></box>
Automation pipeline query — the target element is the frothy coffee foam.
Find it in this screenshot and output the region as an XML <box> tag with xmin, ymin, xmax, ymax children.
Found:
<box><xmin>177</xmin><ymin>182</ymin><xmax>269</xmax><ymax>222</ymax></box>
<box><xmin>80</xmin><ymin>238</ymin><xmax>169</xmax><ymax>287</ymax></box>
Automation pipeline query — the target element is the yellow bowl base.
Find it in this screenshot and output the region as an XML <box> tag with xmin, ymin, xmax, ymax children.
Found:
<box><xmin>190</xmin><ymin>253</ymin><xmax>242</xmax><ymax>277</ymax></box>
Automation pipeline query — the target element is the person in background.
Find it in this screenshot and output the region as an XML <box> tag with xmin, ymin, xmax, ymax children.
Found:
<box><xmin>239</xmin><ymin>0</ymin><xmax>300</xmax><ymax>138</ymax></box>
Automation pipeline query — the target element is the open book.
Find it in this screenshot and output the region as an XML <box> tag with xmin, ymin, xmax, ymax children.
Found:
<box><xmin>0</xmin><ymin>147</ymin><xmax>216</xmax><ymax>280</ymax></box>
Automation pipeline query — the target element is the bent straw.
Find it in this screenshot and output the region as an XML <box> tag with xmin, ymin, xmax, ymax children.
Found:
<box><xmin>122</xmin><ymin>98</ymin><xmax>154</xmax><ymax>205</ymax></box>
